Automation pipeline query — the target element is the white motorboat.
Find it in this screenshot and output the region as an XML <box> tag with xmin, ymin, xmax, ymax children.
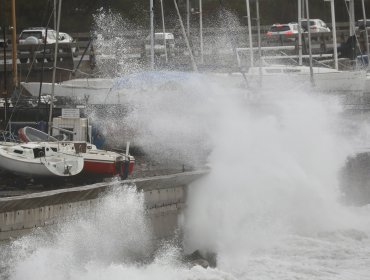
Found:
<box><xmin>0</xmin><ymin>142</ymin><xmax>84</xmax><ymax>177</ymax></box>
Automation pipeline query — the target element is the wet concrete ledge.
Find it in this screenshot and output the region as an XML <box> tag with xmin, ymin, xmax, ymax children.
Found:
<box><xmin>0</xmin><ymin>169</ymin><xmax>208</xmax><ymax>241</ymax></box>
<box><xmin>0</xmin><ymin>169</ymin><xmax>208</xmax><ymax>213</ymax></box>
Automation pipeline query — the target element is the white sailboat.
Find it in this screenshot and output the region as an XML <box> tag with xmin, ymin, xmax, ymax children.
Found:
<box><xmin>226</xmin><ymin>64</ymin><xmax>366</xmax><ymax>95</ymax></box>
<box><xmin>21</xmin><ymin>78</ymin><xmax>114</xmax><ymax>104</ymax></box>
<box><xmin>0</xmin><ymin>142</ymin><xmax>84</xmax><ymax>176</ymax></box>
<box><xmin>18</xmin><ymin>126</ymin><xmax>135</xmax><ymax>179</ymax></box>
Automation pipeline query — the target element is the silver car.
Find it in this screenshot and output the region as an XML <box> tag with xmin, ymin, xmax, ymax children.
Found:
<box><xmin>301</xmin><ymin>19</ymin><xmax>330</xmax><ymax>33</ymax></box>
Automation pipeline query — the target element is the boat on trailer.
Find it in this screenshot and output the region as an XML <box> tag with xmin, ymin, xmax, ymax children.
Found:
<box><xmin>0</xmin><ymin>142</ymin><xmax>84</xmax><ymax>177</ymax></box>
<box><xmin>18</xmin><ymin>127</ymin><xmax>135</xmax><ymax>179</ymax></box>
<box><xmin>58</xmin><ymin>141</ymin><xmax>135</xmax><ymax>179</ymax></box>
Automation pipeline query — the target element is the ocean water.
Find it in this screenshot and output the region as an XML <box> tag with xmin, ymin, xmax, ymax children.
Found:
<box><xmin>2</xmin><ymin>71</ymin><xmax>370</xmax><ymax>279</ymax></box>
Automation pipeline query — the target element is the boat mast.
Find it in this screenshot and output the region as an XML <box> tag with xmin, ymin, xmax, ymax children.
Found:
<box><xmin>305</xmin><ymin>0</ymin><xmax>314</xmax><ymax>86</ymax></box>
<box><xmin>256</xmin><ymin>0</ymin><xmax>261</xmax><ymax>61</ymax></box>
<box><xmin>348</xmin><ymin>0</ymin><xmax>355</xmax><ymax>36</ymax></box>
<box><xmin>255</xmin><ymin>0</ymin><xmax>262</xmax><ymax>86</ymax></box>
<box><xmin>245</xmin><ymin>0</ymin><xmax>254</xmax><ymax>67</ymax></box>
<box><xmin>361</xmin><ymin>0</ymin><xmax>369</xmax><ymax>60</ymax></box>
<box><xmin>48</xmin><ymin>0</ymin><xmax>62</xmax><ymax>136</ymax></box>
<box><xmin>186</xmin><ymin>0</ymin><xmax>190</xmax><ymax>38</ymax></box>
<box><xmin>159</xmin><ymin>0</ymin><xmax>168</xmax><ymax>63</ymax></box>
<box><xmin>11</xmin><ymin>0</ymin><xmax>16</xmax><ymax>88</ymax></box>
<box><xmin>1</xmin><ymin>2</ymin><xmax>7</xmax><ymax>125</ymax></box>
<box><xmin>330</xmin><ymin>0</ymin><xmax>338</xmax><ymax>70</ymax></box>
<box><xmin>173</xmin><ymin>0</ymin><xmax>198</xmax><ymax>71</ymax></box>
<box><xmin>150</xmin><ymin>0</ymin><xmax>154</xmax><ymax>70</ymax></box>
<box><xmin>325</xmin><ymin>0</ymin><xmax>338</xmax><ymax>70</ymax></box>
<box><xmin>298</xmin><ymin>0</ymin><xmax>303</xmax><ymax>66</ymax></box>
<box><xmin>53</xmin><ymin>0</ymin><xmax>56</xmax><ymax>29</ymax></box>
<box><xmin>199</xmin><ymin>0</ymin><xmax>204</xmax><ymax>64</ymax></box>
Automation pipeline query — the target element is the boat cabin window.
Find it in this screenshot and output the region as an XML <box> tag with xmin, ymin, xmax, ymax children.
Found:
<box><xmin>13</xmin><ymin>150</ymin><xmax>23</xmax><ymax>154</ymax></box>
<box><xmin>51</xmin><ymin>147</ymin><xmax>57</xmax><ymax>152</ymax></box>
<box><xmin>33</xmin><ymin>147</ymin><xmax>46</xmax><ymax>158</ymax></box>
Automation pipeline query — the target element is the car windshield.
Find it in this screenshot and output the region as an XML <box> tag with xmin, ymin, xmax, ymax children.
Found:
<box><xmin>20</xmin><ymin>31</ymin><xmax>42</xmax><ymax>39</ymax></box>
<box><xmin>270</xmin><ymin>25</ymin><xmax>290</xmax><ymax>32</ymax></box>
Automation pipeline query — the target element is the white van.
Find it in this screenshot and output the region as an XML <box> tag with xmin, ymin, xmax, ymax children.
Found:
<box><xmin>144</xmin><ymin>32</ymin><xmax>175</xmax><ymax>57</ymax></box>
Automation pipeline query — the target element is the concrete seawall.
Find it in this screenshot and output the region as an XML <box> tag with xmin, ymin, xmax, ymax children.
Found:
<box><xmin>0</xmin><ymin>170</ymin><xmax>207</xmax><ymax>241</ymax></box>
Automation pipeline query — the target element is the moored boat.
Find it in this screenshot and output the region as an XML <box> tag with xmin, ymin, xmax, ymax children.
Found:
<box><xmin>220</xmin><ymin>65</ymin><xmax>366</xmax><ymax>96</ymax></box>
<box><xmin>21</xmin><ymin>78</ymin><xmax>113</xmax><ymax>104</ymax></box>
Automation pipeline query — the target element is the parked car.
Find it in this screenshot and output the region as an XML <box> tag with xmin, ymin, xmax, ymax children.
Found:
<box><xmin>266</xmin><ymin>23</ymin><xmax>299</xmax><ymax>41</ymax></box>
<box><xmin>301</xmin><ymin>19</ymin><xmax>330</xmax><ymax>33</ymax></box>
<box><xmin>18</xmin><ymin>27</ymin><xmax>59</xmax><ymax>63</ymax></box>
<box><xmin>59</xmin><ymin>32</ymin><xmax>79</xmax><ymax>57</ymax></box>
<box><xmin>19</xmin><ymin>27</ymin><xmax>58</xmax><ymax>45</ymax></box>
<box><xmin>144</xmin><ymin>32</ymin><xmax>175</xmax><ymax>58</ymax></box>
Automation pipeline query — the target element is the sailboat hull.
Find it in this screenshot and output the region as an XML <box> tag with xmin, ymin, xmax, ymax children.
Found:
<box><xmin>0</xmin><ymin>146</ymin><xmax>84</xmax><ymax>177</ymax></box>
<box><xmin>21</xmin><ymin>79</ymin><xmax>113</xmax><ymax>104</ymax></box>
<box><xmin>83</xmin><ymin>156</ymin><xmax>135</xmax><ymax>177</ymax></box>
<box><xmin>225</xmin><ymin>67</ymin><xmax>366</xmax><ymax>96</ymax></box>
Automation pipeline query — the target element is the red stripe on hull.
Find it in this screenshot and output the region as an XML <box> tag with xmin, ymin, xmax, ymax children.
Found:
<box><xmin>129</xmin><ymin>160</ymin><xmax>135</xmax><ymax>175</ymax></box>
<box><xmin>83</xmin><ymin>159</ymin><xmax>135</xmax><ymax>176</ymax></box>
<box><xmin>83</xmin><ymin>160</ymin><xmax>118</xmax><ymax>175</ymax></box>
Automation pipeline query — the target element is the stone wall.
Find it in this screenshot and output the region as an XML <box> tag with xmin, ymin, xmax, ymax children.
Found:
<box><xmin>0</xmin><ymin>170</ymin><xmax>207</xmax><ymax>241</ymax></box>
